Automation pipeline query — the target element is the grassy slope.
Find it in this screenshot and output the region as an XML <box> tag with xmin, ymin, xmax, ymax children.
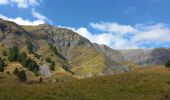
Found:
<box><xmin>69</xmin><ymin>46</ymin><xmax>106</xmax><ymax>76</ymax></box>
<box><xmin>0</xmin><ymin>65</ymin><xmax>170</xmax><ymax>100</ymax></box>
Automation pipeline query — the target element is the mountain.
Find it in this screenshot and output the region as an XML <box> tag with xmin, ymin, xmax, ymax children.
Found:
<box><xmin>0</xmin><ymin>18</ymin><xmax>36</xmax><ymax>48</ymax></box>
<box><xmin>0</xmin><ymin>18</ymin><xmax>170</xmax><ymax>79</ymax></box>
<box><xmin>22</xmin><ymin>24</ymin><xmax>129</xmax><ymax>77</ymax></box>
<box><xmin>120</xmin><ymin>48</ymin><xmax>170</xmax><ymax>65</ymax></box>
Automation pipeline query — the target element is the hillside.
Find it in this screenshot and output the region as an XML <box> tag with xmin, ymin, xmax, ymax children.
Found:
<box><xmin>120</xmin><ymin>48</ymin><xmax>170</xmax><ymax>65</ymax></box>
<box><xmin>0</xmin><ymin>66</ymin><xmax>170</xmax><ymax>100</ymax></box>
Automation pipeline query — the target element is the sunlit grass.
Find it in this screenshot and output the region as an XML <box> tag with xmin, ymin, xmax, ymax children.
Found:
<box><xmin>0</xmin><ymin>66</ymin><xmax>170</xmax><ymax>100</ymax></box>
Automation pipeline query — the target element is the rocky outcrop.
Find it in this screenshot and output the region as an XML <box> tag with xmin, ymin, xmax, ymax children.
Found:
<box><xmin>0</xmin><ymin>18</ymin><xmax>37</xmax><ymax>49</ymax></box>
<box><xmin>120</xmin><ymin>48</ymin><xmax>170</xmax><ymax>65</ymax></box>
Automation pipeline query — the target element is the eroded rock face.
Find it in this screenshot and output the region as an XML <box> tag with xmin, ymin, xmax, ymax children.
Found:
<box><xmin>119</xmin><ymin>48</ymin><xmax>170</xmax><ymax>65</ymax></box>
<box><xmin>143</xmin><ymin>48</ymin><xmax>170</xmax><ymax>64</ymax></box>
<box><xmin>120</xmin><ymin>49</ymin><xmax>153</xmax><ymax>64</ymax></box>
<box><xmin>0</xmin><ymin>18</ymin><xmax>37</xmax><ymax>49</ymax></box>
<box><xmin>39</xmin><ymin>64</ymin><xmax>51</xmax><ymax>78</ymax></box>
<box><xmin>96</xmin><ymin>44</ymin><xmax>125</xmax><ymax>62</ymax></box>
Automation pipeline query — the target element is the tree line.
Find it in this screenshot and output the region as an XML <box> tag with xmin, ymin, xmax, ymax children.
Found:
<box><xmin>8</xmin><ymin>46</ymin><xmax>39</xmax><ymax>76</ymax></box>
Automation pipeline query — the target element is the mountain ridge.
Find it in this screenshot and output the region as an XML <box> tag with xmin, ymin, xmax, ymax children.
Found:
<box><xmin>1</xmin><ymin>18</ymin><xmax>170</xmax><ymax>79</ymax></box>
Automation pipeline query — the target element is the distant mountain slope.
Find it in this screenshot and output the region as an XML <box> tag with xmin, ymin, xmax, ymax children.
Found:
<box><xmin>120</xmin><ymin>48</ymin><xmax>170</xmax><ymax>65</ymax></box>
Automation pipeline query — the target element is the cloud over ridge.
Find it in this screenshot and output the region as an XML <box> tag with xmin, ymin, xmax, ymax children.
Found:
<box><xmin>62</xmin><ymin>22</ymin><xmax>170</xmax><ymax>49</ymax></box>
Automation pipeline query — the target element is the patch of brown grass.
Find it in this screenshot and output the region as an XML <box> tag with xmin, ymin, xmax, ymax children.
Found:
<box><xmin>1</xmin><ymin>66</ymin><xmax>170</xmax><ymax>100</ymax></box>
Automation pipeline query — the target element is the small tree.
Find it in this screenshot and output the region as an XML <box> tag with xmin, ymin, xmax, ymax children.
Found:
<box><xmin>2</xmin><ymin>50</ymin><xmax>7</xmax><ymax>56</ymax></box>
<box><xmin>45</xmin><ymin>57</ymin><xmax>51</xmax><ymax>63</ymax></box>
<box><xmin>13</xmin><ymin>67</ymin><xmax>19</xmax><ymax>75</ymax></box>
<box><xmin>49</xmin><ymin>61</ymin><xmax>55</xmax><ymax>71</ymax></box>
<box><xmin>8</xmin><ymin>47</ymin><xmax>19</xmax><ymax>61</ymax></box>
<box><xmin>26</xmin><ymin>58</ymin><xmax>39</xmax><ymax>76</ymax></box>
<box><xmin>34</xmin><ymin>53</ymin><xmax>41</xmax><ymax>59</ymax></box>
<box><xmin>18</xmin><ymin>52</ymin><xmax>27</xmax><ymax>66</ymax></box>
<box><xmin>165</xmin><ymin>60</ymin><xmax>170</xmax><ymax>68</ymax></box>
<box><xmin>26</xmin><ymin>58</ymin><xmax>36</xmax><ymax>70</ymax></box>
<box><xmin>17</xmin><ymin>70</ymin><xmax>27</xmax><ymax>82</ymax></box>
<box><xmin>6</xmin><ymin>71</ymin><xmax>10</xmax><ymax>75</ymax></box>
<box><xmin>27</xmin><ymin>43</ymin><xmax>33</xmax><ymax>54</ymax></box>
<box><xmin>62</xmin><ymin>64</ymin><xmax>69</xmax><ymax>71</ymax></box>
<box><xmin>0</xmin><ymin>58</ymin><xmax>5</xmax><ymax>72</ymax></box>
<box><xmin>39</xmin><ymin>77</ymin><xmax>43</xmax><ymax>83</ymax></box>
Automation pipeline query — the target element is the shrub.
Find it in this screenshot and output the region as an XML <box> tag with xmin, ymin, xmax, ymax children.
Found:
<box><xmin>27</xmin><ymin>43</ymin><xmax>33</xmax><ymax>54</ymax></box>
<box><xmin>8</xmin><ymin>47</ymin><xmax>19</xmax><ymax>61</ymax></box>
<box><xmin>6</xmin><ymin>71</ymin><xmax>10</xmax><ymax>75</ymax></box>
<box><xmin>17</xmin><ymin>70</ymin><xmax>27</xmax><ymax>82</ymax></box>
<box><xmin>8</xmin><ymin>47</ymin><xmax>40</xmax><ymax>77</ymax></box>
<box><xmin>165</xmin><ymin>60</ymin><xmax>170</xmax><ymax>68</ymax></box>
<box><xmin>26</xmin><ymin>58</ymin><xmax>39</xmax><ymax>72</ymax></box>
<box><xmin>2</xmin><ymin>50</ymin><xmax>7</xmax><ymax>56</ymax></box>
<box><xmin>62</xmin><ymin>64</ymin><xmax>69</xmax><ymax>71</ymax></box>
<box><xmin>0</xmin><ymin>58</ymin><xmax>5</xmax><ymax>72</ymax></box>
<box><xmin>18</xmin><ymin>52</ymin><xmax>27</xmax><ymax>66</ymax></box>
<box><xmin>45</xmin><ymin>57</ymin><xmax>51</xmax><ymax>63</ymax></box>
<box><xmin>34</xmin><ymin>53</ymin><xmax>41</xmax><ymax>59</ymax></box>
<box><xmin>13</xmin><ymin>67</ymin><xmax>19</xmax><ymax>75</ymax></box>
<box><xmin>49</xmin><ymin>61</ymin><xmax>55</xmax><ymax>71</ymax></box>
<box><xmin>39</xmin><ymin>77</ymin><xmax>43</xmax><ymax>83</ymax></box>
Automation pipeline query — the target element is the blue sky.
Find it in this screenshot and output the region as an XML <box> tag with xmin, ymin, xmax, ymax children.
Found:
<box><xmin>0</xmin><ymin>0</ymin><xmax>170</xmax><ymax>49</ymax></box>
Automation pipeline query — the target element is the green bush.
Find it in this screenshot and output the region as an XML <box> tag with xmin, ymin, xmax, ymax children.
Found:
<box><xmin>27</xmin><ymin>43</ymin><xmax>33</xmax><ymax>54</ymax></box>
<box><xmin>26</xmin><ymin>58</ymin><xmax>39</xmax><ymax>73</ymax></box>
<box><xmin>49</xmin><ymin>61</ymin><xmax>55</xmax><ymax>71</ymax></box>
<box><xmin>34</xmin><ymin>53</ymin><xmax>41</xmax><ymax>59</ymax></box>
<box><xmin>62</xmin><ymin>64</ymin><xmax>69</xmax><ymax>71</ymax></box>
<box><xmin>39</xmin><ymin>77</ymin><xmax>43</xmax><ymax>83</ymax></box>
<box><xmin>17</xmin><ymin>70</ymin><xmax>27</xmax><ymax>82</ymax></box>
<box><xmin>6</xmin><ymin>71</ymin><xmax>10</xmax><ymax>75</ymax></box>
<box><xmin>18</xmin><ymin>52</ymin><xmax>27</xmax><ymax>66</ymax></box>
<box><xmin>45</xmin><ymin>57</ymin><xmax>51</xmax><ymax>63</ymax></box>
<box><xmin>13</xmin><ymin>67</ymin><xmax>19</xmax><ymax>75</ymax></box>
<box><xmin>0</xmin><ymin>58</ymin><xmax>5</xmax><ymax>72</ymax></box>
<box><xmin>8</xmin><ymin>47</ymin><xmax>40</xmax><ymax>77</ymax></box>
<box><xmin>165</xmin><ymin>60</ymin><xmax>170</xmax><ymax>68</ymax></box>
<box><xmin>8</xmin><ymin>47</ymin><xmax>19</xmax><ymax>61</ymax></box>
<box><xmin>2</xmin><ymin>50</ymin><xmax>7</xmax><ymax>56</ymax></box>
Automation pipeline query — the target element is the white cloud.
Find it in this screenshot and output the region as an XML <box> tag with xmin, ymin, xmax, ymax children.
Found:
<box><xmin>0</xmin><ymin>0</ymin><xmax>9</xmax><ymax>4</ymax></box>
<box><xmin>90</xmin><ymin>22</ymin><xmax>136</xmax><ymax>34</ymax></box>
<box><xmin>0</xmin><ymin>6</ymin><xmax>51</xmax><ymax>25</ymax></box>
<box><xmin>0</xmin><ymin>0</ymin><xmax>47</xmax><ymax>25</ymax></box>
<box><xmin>60</xmin><ymin>25</ymin><xmax>137</xmax><ymax>49</ymax></box>
<box><xmin>32</xmin><ymin>9</ymin><xmax>46</xmax><ymax>21</ymax></box>
<box><xmin>0</xmin><ymin>0</ymin><xmax>41</xmax><ymax>8</ymax></box>
<box><xmin>0</xmin><ymin>13</ymin><xmax>45</xmax><ymax>25</ymax></box>
<box><xmin>61</xmin><ymin>22</ymin><xmax>170</xmax><ymax>49</ymax></box>
<box><xmin>31</xmin><ymin>9</ymin><xmax>52</xmax><ymax>24</ymax></box>
<box><xmin>133</xmin><ymin>24</ymin><xmax>170</xmax><ymax>42</ymax></box>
